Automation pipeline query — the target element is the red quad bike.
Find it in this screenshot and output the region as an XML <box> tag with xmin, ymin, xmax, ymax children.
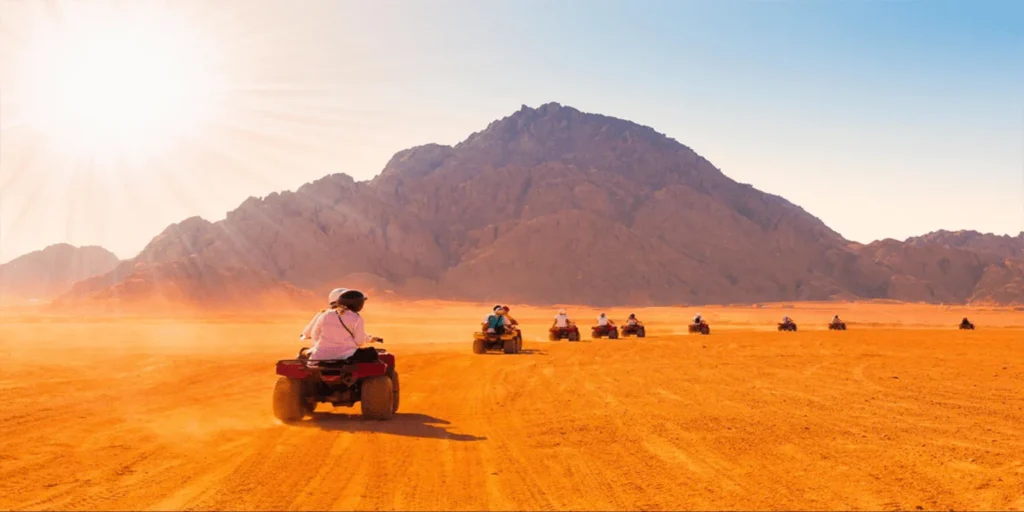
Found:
<box><xmin>688</xmin><ymin>321</ymin><xmax>711</xmax><ymax>335</ymax></box>
<box><xmin>778</xmin><ymin>321</ymin><xmax>798</xmax><ymax>332</ymax></box>
<box><xmin>549</xmin><ymin>324</ymin><xmax>580</xmax><ymax>342</ymax></box>
<box><xmin>621</xmin><ymin>324</ymin><xmax>646</xmax><ymax>338</ymax></box>
<box><xmin>591</xmin><ymin>324</ymin><xmax>619</xmax><ymax>339</ymax></box>
<box><xmin>273</xmin><ymin>340</ymin><xmax>398</xmax><ymax>423</ymax></box>
<box><xmin>828</xmin><ymin>321</ymin><xmax>847</xmax><ymax>331</ymax></box>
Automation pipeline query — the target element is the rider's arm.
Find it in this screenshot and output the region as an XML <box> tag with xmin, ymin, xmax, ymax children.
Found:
<box><xmin>353</xmin><ymin>315</ymin><xmax>372</xmax><ymax>346</ymax></box>
<box><xmin>310</xmin><ymin>311</ymin><xmax>326</xmax><ymax>342</ymax></box>
<box><xmin>300</xmin><ymin>311</ymin><xmax>321</xmax><ymax>339</ymax></box>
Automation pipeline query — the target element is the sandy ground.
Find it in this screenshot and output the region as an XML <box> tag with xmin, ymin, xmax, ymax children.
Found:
<box><xmin>1</xmin><ymin>302</ymin><xmax>1023</xmax><ymax>510</ymax></box>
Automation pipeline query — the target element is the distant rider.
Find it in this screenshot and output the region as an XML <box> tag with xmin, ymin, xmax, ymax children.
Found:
<box><xmin>960</xmin><ymin>317</ymin><xmax>972</xmax><ymax>327</ymax></box>
<box><xmin>626</xmin><ymin>313</ymin><xmax>641</xmax><ymax>326</ymax></box>
<box><xmin>302</xmin><ymin>288</ymin><xmax>378</xmax><ymax>362</ymax></box>
<box><xmin>485</xmin><ymin>306</ymin><xmax>507</xmax><ymax>335</ymax></box>
<box><xmin>831</xmin><ymin>314</ymin><xmax>842</xmax><ymax>325</ymax></box>
<box><xmin>502</xmin><ymin>306</ymin><xmax>519</xmax><ymax>330</ymax></box>
<box><xmin>482</xmin><ymin>305</ymin><xmax>503</xmax><ymax>330</ymax></box>
<box><xmin>782</xmin><ymin>315</ymin><xmax>793</xmax><ymax>325</ymax></box>
<box><xmin>693</xmin><ymin>312</ymin><xmax>703</xmax><ymax>325</ymax></box>
<box><xmin>552</xmin><ymin>309</ymin><xmax>572</xmax><ymax>329</ymax></box>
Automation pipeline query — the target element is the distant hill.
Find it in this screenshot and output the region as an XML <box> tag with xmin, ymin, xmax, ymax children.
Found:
<box><xmin>0</xmin><ymin>244</ymin><xmax>120</xmax><ymax>303</ymax></box>
<box><xmin>17</xmin><ymin>103</ymin><xmax>1024</xmax><ymax>308</ymax></box>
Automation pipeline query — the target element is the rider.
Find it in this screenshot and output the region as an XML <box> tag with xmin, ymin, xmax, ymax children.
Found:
<box><xmin>502</xmin><ymin>306</ymin><xmax>519</xmax><ymax>330</ymax></box>
<box><xmin>300</xmin><ymin>288</ymin><xmax>345</xmax><ymax>342</ymax></box>
<box><xmin>960</xmin><ymin>317</ymin><xmax>972</xmax><ymax>327</ymax></box>
<box><xmin>596</xmin><ymin>312</ymin><xmax>614</xmax><ymax>332</ymax></box>
<box><xmin>782</xmin><ymin>315</ymin><xmax>793</xmax><ymax>325</ymax></box>
<box><xmin>552</xmin><ymin>309</ymin><xmax>572</xmax><ymax>330</ymax></box>
<box><xmin>831</xmin><ymin>314</ymin><xmax>842</xmax><ymax>325</ymax></box>
<box><xmin>626</xmin><ymin>313</ymin><xmax>641</xmax><ymax>326</ymax></box>
<box><xmin>304</xmin><ymin>288</ymin><xmax>378</xmax><ymax>362</ymax></box>
<box><xmin>485</xmin><ymin>306</ymin><xmax>507</xmax><ymax>334</ymax></box>
<box><xmin>482</xmin><ymin>305</ymin><xmax>503</xmax><ymax>329</ymax></box>
<box><xmin>693</xmin><ymin>312</ymin><xmax>703</xmax><ymax>325</ymax></box>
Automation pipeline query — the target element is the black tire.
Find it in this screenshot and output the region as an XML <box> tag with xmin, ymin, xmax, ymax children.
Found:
<box><xmin>504</xmin><ymin>338</ymin><xmax>517</xmax><ymax>354</ymax></box>
<box><xmin>568</xmin><ymin>332</ymin><xmax>579</xmax><ymax>342</ymax></box>
<box><xmin>390</xmin><ymin>371</ymin><xmax>400</xmax><ymax>413</ymax></box>
<box><xmin>792</xmin><ymin>324</ymin><xmax>798</xmax><ymax>332</ymax></box>
<box><xmin>361</xmin><ymin>376</ymin><xmax>394</xmax><ymax>420</ymax></box>
<box><xmin>272</xmin><ymin>377</ymin><xmax>304</xmax><ymax>423</ymax></box>
<box><xmin>609</xmin><ymin>330</ymin><xmax>619</xmax><ymax>340</ymax></box>
<box><xmin>516</xmin><ymin>336</ymin><xmax>523</xmax><ymax>353</ymax></box>
<box><xmin>637</xmin><ymin>328</ymin><xmax>646</xmax><ymax>338</ymax></box>
<box><xmin>591</xmin><ymin>330</ymin><xmax>599</xmax><ymax>339</ymax></box>
<box><xmin>701</xmin><ymin>325</ymin><xmax>710</xmax><ymax>335</ymax></box>
<box><xmin>473</xmin><ymin>338</ymin><xmax>486</xmax><ymax>354</ymax></box>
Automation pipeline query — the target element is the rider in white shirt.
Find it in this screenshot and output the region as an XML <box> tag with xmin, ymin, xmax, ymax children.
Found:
<box><xmin>552</xmin><ymin>309</ymin><xmax>571</xmax><ymax>328</ymax></box>
<box><xmin>597</xmin><ymin>313</ymin><xmax>609</xmax><ymax>327</ymax></box>
<box><xmin>302</xmin><ymin>288</ymin><xmax>375</xmax><ymax>361</ymax></box>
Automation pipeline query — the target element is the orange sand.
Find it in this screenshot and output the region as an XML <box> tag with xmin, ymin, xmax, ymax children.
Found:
<box><xmin>1</xmin><ymin>302</ymin><xmax>1022</xmax><ymax>510</ymax></box>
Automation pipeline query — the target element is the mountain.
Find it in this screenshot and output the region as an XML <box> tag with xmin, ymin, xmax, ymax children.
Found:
<box><xmin>49</xmin><ymin>103</ymin><xmax>1024</xmax><ymax>307</ymax></box>
<box><xmin>0</xmin><ymin>244</ymin><xmax>120</xmax><ymax>302</ymax></box>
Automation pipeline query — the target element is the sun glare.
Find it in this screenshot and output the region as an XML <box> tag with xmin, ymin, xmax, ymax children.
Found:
<box><xmin>17</xmin><ymin>4</ymin><xmax>220</xmax><ymax>160</ymax></box>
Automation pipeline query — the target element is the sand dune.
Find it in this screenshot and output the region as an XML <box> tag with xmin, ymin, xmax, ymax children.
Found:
<box><xmin>1</xmin><ymin>302</ymin><xmax>1022</xmax><ymax>510</ymax></box>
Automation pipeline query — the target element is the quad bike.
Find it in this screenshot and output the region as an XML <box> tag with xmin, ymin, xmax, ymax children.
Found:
<box><xmin>621</xmin><ymin>324</ymin><xmax>646</xmax><ymax>338</ymax></box>
<box><xmin>549</xmin><ymin>324</ymin><xmax>580</xmax><ymax>342</ymax></box>
<box><xmin>959</xmin><ymin>322</ymin><xmax>975</xmax><ymax>330</ymax></box>
<box><xmin>688</xmin><ymin>321</ymin><xmax>711</xmax><ymax>335</ymax></box>
<box><xmin>273</xmin><ymin>339</ymin><xmax>398</xmax><ymax>423</ymax></box>
<box><xmin>828</xmin><ymin>322</ymin><xmax>847</xmax><ymax>331</ymax></box>
<box><xmin>591</xmin><ymin>324</ymin><xmax>619</xmax><ymax>339</ymax></box>
<box><xmin>473</xmin><ymin>328</ymin><xmax>523</xmax><ymax>354</ymax></box>
<box><xmin>778</xmin><ymin>321</ymin><xmax>798</xmax><ymax>332</ymax></box>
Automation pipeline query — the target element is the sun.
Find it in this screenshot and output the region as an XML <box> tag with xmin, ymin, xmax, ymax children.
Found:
<box><xmin>15</xmin><ymin>3</ymin><xmax>221</xmax><ymax>160</ymax></box>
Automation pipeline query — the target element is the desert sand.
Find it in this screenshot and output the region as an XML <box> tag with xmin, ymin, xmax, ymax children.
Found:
<box><xmin>1</xmin><ymin>302</ymin><xmax>1023</xmax><ymax>510</ymax></box>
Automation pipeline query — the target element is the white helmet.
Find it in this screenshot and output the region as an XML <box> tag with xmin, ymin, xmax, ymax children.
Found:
<box><xmin>558</xmin><ymin>308</ymin><xmax>566</xmax><ymax>315</ymax></box>
<box><xmin>328</xmin><ymin>288</ymin><xmax>348</xmax><ymax>305</ymax></box>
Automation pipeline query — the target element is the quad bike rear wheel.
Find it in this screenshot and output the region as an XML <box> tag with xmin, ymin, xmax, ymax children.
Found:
<box><xmin>473</xmin><ymin>338</ymin><xmax>486</xmax><ymax>354</ymax></box>
<box><xmin>609</xmin><ymin>330</ymin><xmax>619</xmax><ymax>340</ymax></box>
<box><xmin>701</xmin><ymin>325</ymin><xmax>710</xmax><ymax>335</ymax></box>
<box><xmin>504</xmin><ymin>338</ymin><xmax>517</xmax><ymax>354</ymax></box>
<box><xmin>361</xmin><ymin>375</ymin><xmax>394</xmax><ymax>420</ymax></box>
<box><xmin>637</xmin><ymin>327</ymin><xmax>646</xmax><ymax>338</ymax></box>
<box><xmin>568</xmin><ymin>332</ymin><xmax>579</xmax><ymax>342</ymax></box>
<box><xmin>272</xmin><ymin>377</ymin><xmax>304</xmax><ymax>423</ymax></box>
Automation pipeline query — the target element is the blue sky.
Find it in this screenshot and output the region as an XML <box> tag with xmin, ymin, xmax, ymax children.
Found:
<box><xmin>1</xmin><ymin>0</ymin><xmax>1022</xmax><ymax>261</ymax></box>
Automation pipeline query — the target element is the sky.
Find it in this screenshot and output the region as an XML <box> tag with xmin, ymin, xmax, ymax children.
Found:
<box><xmin>0</xmin><ymin>0</ymin><xmax>1022</xmax><ymax>263</ymax></box>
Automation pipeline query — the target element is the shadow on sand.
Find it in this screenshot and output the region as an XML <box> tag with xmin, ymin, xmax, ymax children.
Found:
<box><xmin>297</xmin><ymin>412</ymin><xmax>486</xmax><ymax>441</ymax></box>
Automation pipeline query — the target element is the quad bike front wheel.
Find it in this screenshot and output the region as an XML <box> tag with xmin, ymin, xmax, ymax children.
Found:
<box><xmin>701</xmin><ymin>325</ymin><xmax>710</xmax><ymax>335</ymax></box>
<box><xmin>272</xmin><ymin>377</ymin><xmax>305</xmax><ymax>423</ymax></box>
<box><xmin>361</xmin><ymin>375</ymin><xmax>395</xmax><ymax>421</ymax></box>
<box><xmin>568</xmin><ymin>332</ymin><xmax>579</xmax><ymax>342</ymax></box>
<box><xmin>609</xmin><ymin>330</ymin><xmax>619</xmax><ymax>340</ymax></box>
<box><xmin>473</xmin><ymin>338</ymin><xmax>486</xmax><ymax>354</ymax></box>
<box><xmin>504</xmin><ymin>338</ymin><xmax>517</xmax><ymax>354</ymax></box>
<box><xmin>637</xmin><ymin>328</ymin><xmax>646</xmax><ymax>338</ymax></box>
